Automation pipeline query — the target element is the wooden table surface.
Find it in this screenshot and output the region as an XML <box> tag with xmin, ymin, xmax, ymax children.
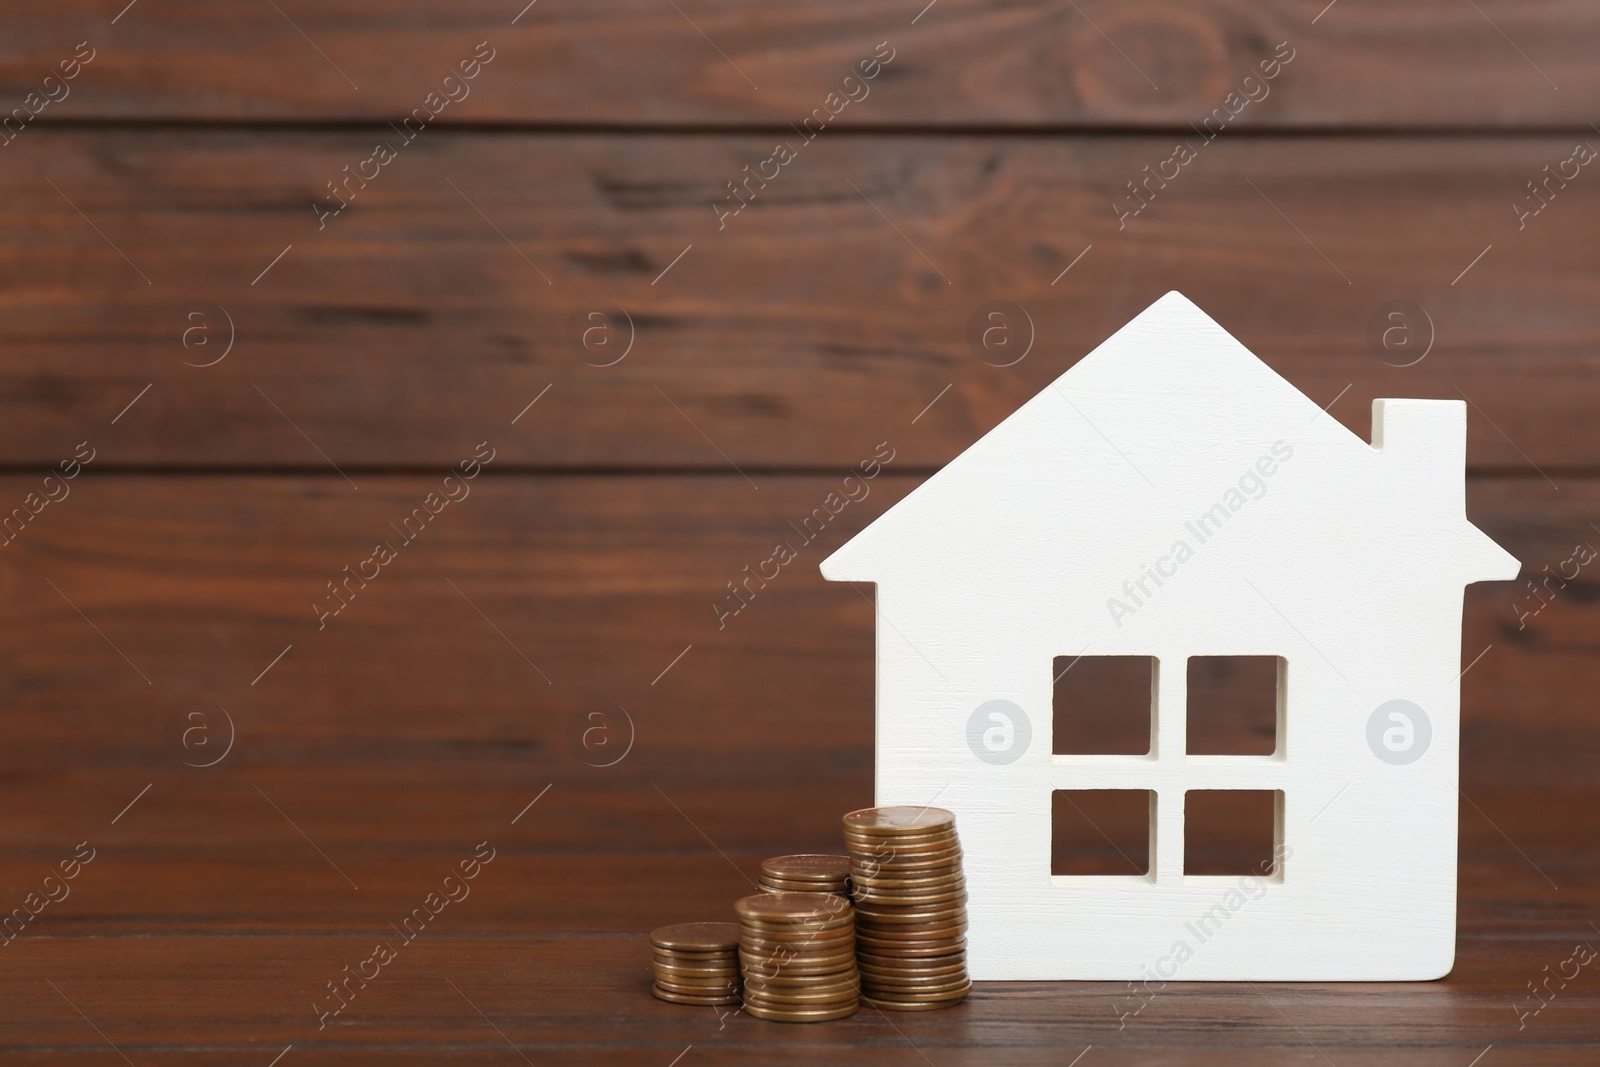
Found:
<box><xmin>2</xmin><ymin>3</ymin><xmax>1598</xmax><ymax>1063</ymax></box>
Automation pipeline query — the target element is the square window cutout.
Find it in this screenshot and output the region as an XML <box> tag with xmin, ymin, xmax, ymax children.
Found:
<box><xmin>1053</xmin><ymin>655</ymin><xmax>1154</xmax><ymax>755</ymax></box>
<box><xmin>1184</xmin><ymin>790</ymin><xmax>1281</xmax><ymax>876</ymax></box>
<box><xmin>1051</xmin><ymin>789</ymin><xmax>1151</xmax><ymax>876</ymax></box>
<box><xmin>1187</xmin><ymin>656</ymin><xmax>1282</xmax><ymax>756</ymax></box>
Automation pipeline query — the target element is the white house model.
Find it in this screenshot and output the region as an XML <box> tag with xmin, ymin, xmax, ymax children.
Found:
<box><xmin>820</xmin><ymin>292</ymin><xmax>1520</xmax><ymax>981</ymax></box>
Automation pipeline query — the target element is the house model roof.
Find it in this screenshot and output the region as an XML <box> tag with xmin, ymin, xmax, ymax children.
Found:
<box><xmin>821</xmin><ymin>291</ymin><xmax>1518</xmax><ymax>600</ymax></box>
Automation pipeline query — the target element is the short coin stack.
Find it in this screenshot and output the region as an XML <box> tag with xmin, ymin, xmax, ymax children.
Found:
<box><xmin>843</xmin><ymin>806</ymin><xmax>971</xmax><ymax>1010</ymax></box>
<box><xmin>650</xmin><ymin>922</ymin><xmax>742</xmax><ymax>1006</ymax></box>
<box><xmin>759</xmin><ymin>854</ymin><xmax>850</xmax><ymax>896</ymax></box>
<box><xmin>735</xmin><ymin>892</ymin><xmax>860</xmax><ymax>1022</ymax></box>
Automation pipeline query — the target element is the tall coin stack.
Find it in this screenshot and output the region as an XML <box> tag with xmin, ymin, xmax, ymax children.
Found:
<box><xmin>650</xmin><ymin>922</ymin><xmax>741</xmax><ymax>1006</ymax></box>
<box><xmin>735</xmin><ymin>892</ymin><xmax>860</xmax><ymax>1022</ymax></box>
<box><xmin>843</xmin><ymin>806</ymin><xmax>971</xmax><ymax>1010</ymax></box>
<box><xmin>759</xmin><ymin>854</ymin><xmax>850</xmax><ymax>895</ymax></box>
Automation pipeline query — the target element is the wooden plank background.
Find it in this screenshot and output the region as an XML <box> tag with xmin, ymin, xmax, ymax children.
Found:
<box><xmin>0</xmin><ymin>2</ymin><xmax>1597</xmax><ymax>1062</ymax></box>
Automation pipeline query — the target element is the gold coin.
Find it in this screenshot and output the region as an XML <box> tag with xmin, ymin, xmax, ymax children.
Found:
<box><xmin>864</xmin><ymin>980</ymin><xmax>971</xmax><ymax>995</ymax></box>
<box><xmin>851</xmin><ymin>849</ymin><xmax>962</xmax><ymax>871</ymax></box>
<box><xmin>850</xmin><ymin>888</ymin><xmax>965</xmax><ymax>906</ymax></box>
<box><xmin>857</xmin><ymin>919</ymin><xmax>966</xmax><ymax>935</ymax></box>
<box><xmin>745</xmin><ymin>997</ymin><xmax>859</xmax><ymax>1014</ymax></box>
<box><xmin>857</xmin><ymin>956</ymin><xmax>967</xmax><ymax>973</ymax></box>
<box><xmin>739</xmin><ymin>915</ymin><xmax>853</xmax><ymax>930</ymax></box>
<box><xmin>848</xmin><ymin>867</ymin><xmax>964</xmax><ymax>884</ymax></box>
<box><xmin>743</xmin><ymin>949</ymin><xmax>855</xmax><ymax>965</ymax></box>
<box><xmin>846</xmin><ymin>853</ymin><xmax>954</xmax><ymax>871</ymax></box>
<box><xmin>740</xmin><ymin>930</ymin><xmax>855</xmax><ymax>949</ymax></box>
<box><xmin>741</xmin><ymin>955</ymin><xmax>858</xmax><ymax>978</ymax></box>
<box><xmin>846</xmin><ymin>850</ymin><xmax>958</xmax><ymax>870</ymax></box>
<box><xmin>849</xmin><ymin>880</ymin><xmax>965</xmax><ymax>899</ymax></box>
<box><xmin>743</xmin><ymin>977</ymin><xmax>861</xmax><ymax>999</ymax></box>
<box><xmin>845</xmin><ymin>840</ymin><xmax>958</xmax><ymax>861</ymax></box>
<box><xmin>845</xmin><ymin>821</ymin><xmax>956</xmax><ymax>839</ymax></box>
<box><xmin>856</xmin><ymin>944</ymin><xmax>968</xmax><ymax>959</ymax></box>
<box><xmin>843</xmin><ymin>806</ymin><xmax>955</xmax><ymax>835</ymax></box>
<box><xmin>739</xmin><ymin>915</ymin><xmax>857</xmax><ymax>927</ymax></box>
<box><xmin>739</xmin><ymin>937</ymin><xmax>855</xmax><ymax>956</ymax></box>
<box><xmin>844</xmin><ymin>836</ymin><xmax>957</xmax><ymax>857</ymax></box>
<box><xmin>851</xmin><ymin>856</ymin><xmax>961</xmax><ymax>875</ymax></box>
<box><xmin>858</xmin><ymin>978</ymin><xmax>961</xmax><ymax>992</ymax></box>
<box><xmin>654</xmin><ymin>969</ymin><xmax>742</xmax><ymax>984</ymax></box>
<box><xmin>744</xmin><ymin>987</ymin><xmax>861</xmax><ymax>1006</ymax></box>
<box><xmin>760</xmin><ymin>854</ymin><xmax>850</xmax><ymax>881</ymax></box>
<box><xmin>653</xmin><ymin>962</ymin><xmax>742</xmax><ymax>978</ymax></box>
<box><xmin>855</xmin><ymin>917</ymin><xmax>966</xmax><ymax>933</ymax></box>
<box><xmin>650</xmin><ymin>922</ymin><xmax>740</xmax><ymax>952</ymax></box>
<box><xmin>649</xmin><ymin>953</ymin><xmax>736</xmax><ymax>966</ymax></box>
<box><xmin>742</xmin><ymin>1000</ymin><xmax>859</xmax><ymax>1023</ymax></box>
<box><xmin>857</xmin><ymin>948</ymin><xmax>965</xmax><ymax>966</ymax></box>
<box><xmin>739</xmin><ymin>927</ymin><xmax>857</xmax><ymax>953</ymax></box>
<box><xmin>739</xmin><ymin>932</ymin><xmax>853</xmax><ymax>951</ymax></box>
<box><xmin>655</xmin><ymin>978</ymin><xmax>742</xmax><ymax>997</ymax></box>
<box><xmin>861</xmin><ymin>992</ymin><xmax>968</xmax><ymax>1011</ymax></box>
<box><xmin>652</xmin><ymin>947</ymin><xmax>740</xmax><ymax>962</ymax></box>
<box><xmin>851</xmin><ymin>896</ymin><xmax>963</xmax><ymax>912</ymax></box>
<box><xmin>844</xmin><ymin>825</ymin><xmax>953</xmax><ymax>838</ymax></box>
<box><xmin>744</xmin><ymin>972</ymin><xmax>858</xmax><ymax>992</ymax></box>
<box><xmin>864</xmin><ymin>979</ymin><xmax>971</xmax><ymax>997</ymax></box>
<box><xmin>855</xmin><ymin>907</ymin><xmax>965</xmax><ymax>924</ymax></box>
<box><xmin>857</xmin><ymin>934</ymin><xmax>967</xmax><ymax>952</ymax></box>
<box><xmin>857</xmin><ymin>979</ymin><xmax>966</xmax><ymax>991</ymax></box>
<box><xmin>740</xmin><ymin>949</ymin><xmax>856</xmax><ymax>970</ymax></box>
<box><xmin>739</xmin><ymin>972</ymin><xmax>857</xmax><ymax>991</ymax></box>
<box><xmin>854</xmin><ymin>937</ymin><xmax>967</xmax><ymax>957</ymax></box>
<box><xmin>652</xmin><ymin>984</ymin><xmax>741</xmax><ymax>1006</ymax></box>
<box><xmin>759</xmin><ymin>881</ymin><xmax>848</xmax><ymax>895</ymax></box>
<box><xmin>738</xmin><ymin>931</ymin><xmax>854</xmax><ymax>948</ymax></box>
<box><xmin>854</xmin><ymin>917</ymin><xmax>966</xmax><ymax>932</ymax></box>
<box><xmin>736</xmin><ymin>892</ymin><xmax>853</xmax><ymax>923</ymax></box>
<box><xmin>853</xmin><ymin>902</ymin><xmax>967</xmax><ymax>923</ymax></box>
<box><xmin>740</xmin><ymin>944</ymin><xmax>857</xmax><ymax>965</ymax></box>
<box><xmin>653</xmin><ymin>958</ymin><xmax>740</xmax><ymax>973</ymax></box>
<box><xmin>743</xmin><ymin>951</ymin><xmax>856</xmax><ymax>967</ymax></box>
<box><xmin>858</xmin><ymin>957</ymin><xmax>966</xmax><ymax>976</ymax></box>
<box><xmin>845</xmin><ymin>833</ymin><xmax>959</xmax><ymax>853</ymax></box>
<box><xmin>853</xmin><ymin>897</ymin><xmax>967</xmax><ymax>915</ymax></box>
<box><xmin>857</xmin><ymin>964</ymin><xmax>966</xmax><ymax>981</ymax></box>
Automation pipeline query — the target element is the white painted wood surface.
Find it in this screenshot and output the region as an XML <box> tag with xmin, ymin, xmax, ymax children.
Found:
<box><xmin>821</xmin><ymin>291</ymin><xmax>1520</xmax><ymax>980</ymax></box>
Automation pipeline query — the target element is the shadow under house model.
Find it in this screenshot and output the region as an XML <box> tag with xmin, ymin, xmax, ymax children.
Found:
<box><xmin>820</xmin><ymin>292</ymin><xmax>1520</xmax><ymax>981</ymax></box>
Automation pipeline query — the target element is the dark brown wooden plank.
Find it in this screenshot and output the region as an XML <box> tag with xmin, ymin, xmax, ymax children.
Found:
<box><xmin>3</xmin><ymin>1</ymin><xmax>1597</xmax><ymax>127</ymax></box>
<box><xmin>0</xmin><ymin>131</ymin><xmax>1597</xmax><ymax>470</ymax></box>
<box><xmin>0</xmin><ymin>473</ymin><xmax>1591</xmax><ymax>789</ymax></box>
<box><xmin>0</xmin><ymin>910</ymin><xmax>1595</xmax><ymax>1060</ymax></box>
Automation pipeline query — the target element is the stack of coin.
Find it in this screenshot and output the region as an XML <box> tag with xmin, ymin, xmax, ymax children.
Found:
<box><xmin>650</xmin><ymin>922</ymin><xmax>742</xmax><ymax>1006</ymax></box>
<box><xmin>735</xmin><ymin>892</ymin><xmax>860</xmax><ymax>1022</ymax></box>
<box><xmin>759</xmin><ymin>854</ymin><xmax>850</xmax><ymax>896</ymax></box>
<box><xmin>843</xmin><ymin>806</ymin><xmax>971</xmax><ymax>1010</ymax></box>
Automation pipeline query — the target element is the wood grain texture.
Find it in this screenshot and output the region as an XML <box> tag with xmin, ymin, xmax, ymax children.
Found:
<box><xmin>4</xmin><ymin>0</ymin><xmax>1598</xmax><ymax>1057</ymax></box>
<box><xmin>0</xmin><ymin>776</ymin><xmax>1591</xmax><ymax>1062</ymax></box>
<box><xmin>0</xmin><ymin>474</ymin><xmax>1590</xmax><ymax>788</ymax></box>
<box><xmin>0</xmin><ymin>406</ymin><xmax>1589</xmax><ymax>1051</ymax></box>
<box><xmin>1</xmin><ymin>132</ymin><xmax>1597</xmax><ymax>470</ymax></box>
<box><xmin>1</xmin><ymin>1</ymin><xmax>1596</xmax><ymax>127</ymax></box>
